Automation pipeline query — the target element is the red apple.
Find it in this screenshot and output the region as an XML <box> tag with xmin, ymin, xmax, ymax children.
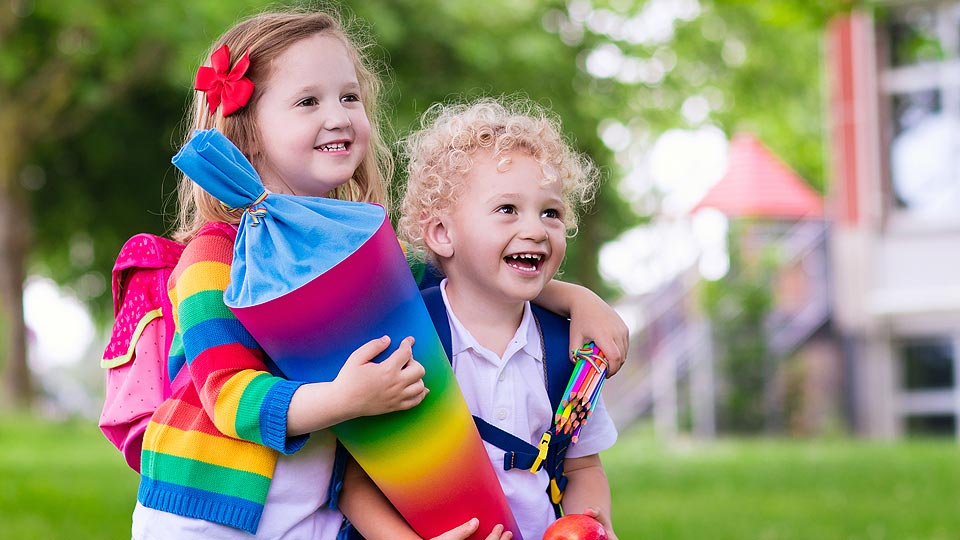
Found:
<box><xmin>542</xmin><ymin>514</ymin><xmax>608</xmax><ymax>540</ymax></box>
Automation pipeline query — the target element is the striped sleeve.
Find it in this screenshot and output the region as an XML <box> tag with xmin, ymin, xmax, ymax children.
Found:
<box><xmin>169</xmin><ymin>225</ymin><xmax>305</xmax><ymax>453</ymax></box>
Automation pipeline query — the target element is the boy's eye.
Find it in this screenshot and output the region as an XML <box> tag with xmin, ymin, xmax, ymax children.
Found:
<box><xmin>297</xmin><ymin>97</ymin><xmax>319</xmax><ymax>107</ymax></box>
<box><xmin>542</xmin><ymin>208</ymin><xmax>562</xmax><ymax>219</ymax></box>
<box><xmin>496</xmin><ymin>205</ymin><xmax>517</xmax><ymax>214</ymax></box>
<box><xmin>342</xmin><ymin>93</ymin><xmax>361</xmax><ymax>103</ymax></box>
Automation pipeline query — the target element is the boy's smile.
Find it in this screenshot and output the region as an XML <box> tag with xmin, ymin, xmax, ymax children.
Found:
<box><xmin>504</xmin><ymin>253</ymin><xmax>544</xmax><ymax>273</ymax></box>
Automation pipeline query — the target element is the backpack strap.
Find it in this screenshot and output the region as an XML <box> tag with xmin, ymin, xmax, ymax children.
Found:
<box><xmin>529</xmin><ymin>304</ymin><xmax>576</xmax><ymax>517</ymax></box>
<box><xmin>102</xmin><ymin>234</ymin><xmax>185</xmax><ymax>370</ymax></box>
<box><xmin>530</xmin><ymin>304</ymin><xmax>576</xmax><ymax>413</ymax></box>
<box><xmin>422</xmin><ymin>286</ymin><xmax>452</xmax><ymax>354</ymax></box>
<box><xmin>421</xmin><ymin>286</ymin><xmax>574</xmax><ymax>517</ymax></box>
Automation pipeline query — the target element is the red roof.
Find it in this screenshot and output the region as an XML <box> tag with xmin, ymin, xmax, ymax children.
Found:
<box><xmin>692</xmin><ymin>132</ymin><xmax>823</xmax><ymax>220</ymax></box>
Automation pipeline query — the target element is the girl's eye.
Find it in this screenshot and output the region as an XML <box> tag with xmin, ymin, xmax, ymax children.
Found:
<box><xmin>496</xmin><ymin>205</ymin><xmax>517</xmax><ymax>214</ymax></box>
<box><xmin>342</xmin><ymin>93</ymin><xmax>361</xmax><ymax>103</ymax></box>
<box><xmin>297</xmin><ymin>97</ymin><xmax>319</xmax><ymax>107</ymax></box>
<box><xmin>542</xmin><ymin>208</ymin><xmax>562</xmax><ymax>220</ymax></box>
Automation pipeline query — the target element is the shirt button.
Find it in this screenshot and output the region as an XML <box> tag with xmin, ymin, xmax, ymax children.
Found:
<box><xmin>496</xmin><ymin>408</ymin><xmax>508</xmax><ymax>421</ymax></box>
<box><xmin>498</xmin><ymin>372</ymin><xmax>506</xmax><ymax>382</ymax></box>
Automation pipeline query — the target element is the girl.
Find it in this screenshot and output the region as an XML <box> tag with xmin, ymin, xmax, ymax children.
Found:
<box><xmin>134</xmin><ymin>7</ymin><xmax>627</xmax><ymax>540</ymax></box>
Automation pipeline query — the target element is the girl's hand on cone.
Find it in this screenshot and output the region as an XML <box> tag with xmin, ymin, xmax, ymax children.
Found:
<box><xmin>336</xmin><ymin>335</ymin><xmax>428</xmax><ymax>417</ymax></box>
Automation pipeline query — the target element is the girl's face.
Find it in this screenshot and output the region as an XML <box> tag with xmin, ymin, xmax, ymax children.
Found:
<box><xmin>254</xmin><ymin>34</ymin><xmax>371</xmax><ymax>197</ymax></box>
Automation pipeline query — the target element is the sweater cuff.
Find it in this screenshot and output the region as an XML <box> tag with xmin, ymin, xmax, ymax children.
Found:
<box><xmin>260</xmin><ymin>378</ymin><xmax>308</xmax><ymax>454</ymax></box>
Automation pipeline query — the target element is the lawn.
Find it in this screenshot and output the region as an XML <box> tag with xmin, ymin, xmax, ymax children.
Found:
<box><xmin>2</xmin><ymin>416</ymin><xmax>958</xmax><ymax>539</ymax></box>
<box><xmin>607</xmin><ymin>426</ymin><xmax>960</xmax><ymax>540</ymax></box>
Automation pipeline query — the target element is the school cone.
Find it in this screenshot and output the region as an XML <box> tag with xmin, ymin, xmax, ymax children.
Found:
<box><xmin>172</xmin><ymin>129</ymin><xmax>521</xmax><ymax>540</ymax></box>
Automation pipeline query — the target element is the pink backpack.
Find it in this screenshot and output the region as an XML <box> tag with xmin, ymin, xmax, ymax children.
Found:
<box><xmin>100</xmin><ymin>224</ymin><xmax>239</xmax><ymax>471</ymax></box>
<box><xmin>99</xmin><ymin>233</ymin><xmax>185</xmax><ymax>472</ymax></box>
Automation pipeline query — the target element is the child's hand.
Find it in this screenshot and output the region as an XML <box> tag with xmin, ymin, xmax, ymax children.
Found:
<box><xmin>582</xmin><ymin>507</ymin><xmax>617</xmax><ymax>540</ymax></box>
<box><xmin>568</xmin><ymin>290</ymin><xmax>629</xmax><ymax>377</ymax></box>
<box><xmin>336</xmin><ymin>335</ymin><xmax>428</xmax><ymax>417</ymax></box>
<box><xmin>427</xmin><ymin>519</ymin><xmax>512</xmax><ymax>540</ymax></box>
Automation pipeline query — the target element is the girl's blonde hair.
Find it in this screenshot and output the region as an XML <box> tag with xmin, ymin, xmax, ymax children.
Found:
<box><xmin>398</xmin><ymin>97</ymin><xmax>600</xmax><ymax>258</ymax></box>
<box><xmin>173</xmin><ymin>8</ymin><xmax>392</xmax><ymax>242</ymax></box>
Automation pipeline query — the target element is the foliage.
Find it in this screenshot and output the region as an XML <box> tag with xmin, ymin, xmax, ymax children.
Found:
<box><xmin>343</xmin><ymin>0</ymin><xmax>635</xmax><ymax>296</ymax></box>
<box><xmin>0</xmin><ymin>0</ymin><xmax>269</xmax><ymax>407</ymax></box>
<box><xmin>16</xmin><ymin>0</ymin><xmax>853</xmax><ymax>314</ymax></box>
<box><xmin>19</xmin><ymin>0</ymin><xmax>636</xmax><ymax>324</ymax></box>
<box><xmin>6</xmin><ymin>0</ymin><xmax>855</xmax><ymax>409</ymax></box>
<box><xmin>701</xmin><ymin>221</ymin><xmax>776</xmax><ymax>432</ymax></box>
<box><xmin>14</xmin><ymin>1</ymin><xmax>275</xmax><ymax>324</ymax></box>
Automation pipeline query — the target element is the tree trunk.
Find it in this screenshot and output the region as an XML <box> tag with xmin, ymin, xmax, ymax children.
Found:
<box><xmin>0</xmin><ymin>109</ymin><xmax>33</xmax><ymax>411</ymax></box>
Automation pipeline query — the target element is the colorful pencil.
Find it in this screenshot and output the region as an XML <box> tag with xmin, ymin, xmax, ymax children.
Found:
<box><xmin>553</xmin><ymin>342</ymin><xmax>607</xmax><ymax>442</ymax></box>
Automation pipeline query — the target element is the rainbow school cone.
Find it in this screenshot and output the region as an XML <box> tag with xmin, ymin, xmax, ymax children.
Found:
<box><xmin>172</xmin><ymin>129</ymin><xmax>521</xmax><ymax>540</ymax></box>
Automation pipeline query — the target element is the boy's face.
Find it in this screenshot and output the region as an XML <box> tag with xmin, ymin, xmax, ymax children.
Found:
<box><xmin>434</xmin><ymin>149</ymin><xmax>567</xmax><ymax>305</ymax></box>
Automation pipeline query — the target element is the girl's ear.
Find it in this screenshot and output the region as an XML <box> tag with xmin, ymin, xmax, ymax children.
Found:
<box><xmin>423</xmin><ymin>215</ymin><xmax>454</xmax><ymax>259</ymax></box>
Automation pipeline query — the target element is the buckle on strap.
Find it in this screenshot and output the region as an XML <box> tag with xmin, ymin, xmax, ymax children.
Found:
<box><xmin>529</xmin><ymin>431</ymin><xmax>551</xmax><ymax>473</ymax></box>
<box><xmin>549</xmin><ymin>477</ymin><xmax>563</xmax><ymax>505</ymax></box>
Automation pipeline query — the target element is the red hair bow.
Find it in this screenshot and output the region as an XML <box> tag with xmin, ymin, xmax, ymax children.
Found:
<box><xmin>195</xmin><ymin>44</ymin><xmax>254</xmax><ymax>117</ymax></box>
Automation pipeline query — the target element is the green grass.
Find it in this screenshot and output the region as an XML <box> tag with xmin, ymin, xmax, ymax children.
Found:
<box><xmin>2</xmin><ymin>417</ymin><xmax>959</xmax><ymax>539</ymax></box>
<box><xmin>607</xmin><ymin>426</ymin><xmax>960</xmax><ymax>540</ymax></box>
<box><xmin>0</xmin><ymin>415</ymin><xmax>140</xmax><ymax>539</ymax></box>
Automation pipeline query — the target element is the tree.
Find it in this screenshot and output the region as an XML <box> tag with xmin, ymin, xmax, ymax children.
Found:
<box><xmin>0</xmin><ymin>0</ymin><xmax>263</xmax><ymax>410</ymax></box>
<box><xmin>7</xmin><ymin>0</ymin><xmax>854</xmax><ymax>412</ymax></box>
<box><xmin>344</xmin><ymin>0</ymin><xmax>635</xmax><ymax>295</ymax></box>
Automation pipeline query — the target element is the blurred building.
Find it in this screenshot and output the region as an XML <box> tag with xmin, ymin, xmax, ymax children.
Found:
<box><xmin>605</xmin><ymin>2</ymin><xmax>960</xmax><ymax>441</ymax></box>
<box><xmin>827</xmin><ymin>3</ymin><xmax>960</xmax><ymax>439</ymax></box>
<box><xmin>605</xmin><ymin>133</ymin><xmax>837</xmax><ymax>438</ymax></box>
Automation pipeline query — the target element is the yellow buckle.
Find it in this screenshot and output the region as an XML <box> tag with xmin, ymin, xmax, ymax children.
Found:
<box><xmin>530</xmin><ymin>432</ymin><xmax>551</xmax><ymax>473</ymax></box>
<box><xmin>549</xmin><ymin>478</ymin><xmax>563</xmax><ymax>505</ymax></box>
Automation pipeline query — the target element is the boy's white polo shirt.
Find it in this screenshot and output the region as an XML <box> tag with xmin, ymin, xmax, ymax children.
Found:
<box><xmin>439</xmin><ymin>280</ymin><xmax>618</xmax><ymax>540</ymax></box>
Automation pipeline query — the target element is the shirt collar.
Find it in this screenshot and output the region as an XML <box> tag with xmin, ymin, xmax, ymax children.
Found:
<box><xmin>439</xmin><ymin>279</ymin><xmax>542</xmax><ymax>363</ymax></box>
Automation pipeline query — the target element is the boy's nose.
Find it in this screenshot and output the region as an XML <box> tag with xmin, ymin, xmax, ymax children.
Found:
<box><xmin>519</xmin><ymin>217</ymin><xmax>549</xmax><ymax>242</ymax></box>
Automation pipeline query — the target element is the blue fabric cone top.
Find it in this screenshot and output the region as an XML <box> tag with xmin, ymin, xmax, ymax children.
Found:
<box><xmin>171</xmin><ymin>128</ymin><xmax>385</xmax><ymax>308</ymax></box>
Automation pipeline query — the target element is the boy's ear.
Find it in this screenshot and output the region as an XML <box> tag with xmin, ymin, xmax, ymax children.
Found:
<box><xmin>423</xmin><ymin>216</ymin><xmax>455</xmax><ymax>259</ymax></box>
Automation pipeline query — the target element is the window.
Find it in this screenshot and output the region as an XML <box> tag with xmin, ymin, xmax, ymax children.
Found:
<box><xmin>887</xmin><ymin>6</ymin><xmax>944</xmax><ymax>67</ymax></box>
<box><xmin>899</xmin><ymin>337</ymin><xmax>954</xmax><ymax>390</ymax></box>
<box><xmin>880</xmin><ymin>4</ymin><xmax>960</xmax><ymax>222</ymax></box>
<box><xmin>905</xmin><ymin>414</ymin><xmax>956</xmax><ymax>436</ymax></box>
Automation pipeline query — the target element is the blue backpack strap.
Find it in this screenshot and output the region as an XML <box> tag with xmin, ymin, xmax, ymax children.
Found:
<box><xmin>530</xmin><ymin>304</ymin><xmax>575</xmax><ymax>412</ymax></box>
<box><xmin>529</xmin><ymin>305</ymin><xmax>575</xmax><ymax>517</ymax></box>
<box><xmin>417</xmin><ymin>261</ymin><xmax>445</xmax><ymax>290</ymax></box>
<box><xmin>473</xmin><ymin>415</ymin><xmax>544</xmax><ymax>472</ymax></box>
<box><xmin>422</xmin><ymin>288</ymin><xmax>575</xmax><ymax>517</ymax></box>
<box><xmin>422</xmin><ymin>286</ymin><xmax>453</xmax><ymax>357</ymax></box>
<box><xmin>326</xmin><ymin>440</ymin><xmax>348</xmax><ymax>510</ymax></box>
<box><xmin>331</xmin><ymin>441</ymin><xmax>368</xmax><ymax>540</ymax></box>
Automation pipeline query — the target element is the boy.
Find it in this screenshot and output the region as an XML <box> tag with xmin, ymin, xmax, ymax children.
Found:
<box><xmin>398</xmin><ymin>97</ymin><xmax>619</xmax><ymax>540</ymax></box>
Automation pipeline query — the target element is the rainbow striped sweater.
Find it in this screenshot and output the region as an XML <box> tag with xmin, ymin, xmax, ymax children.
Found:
<box><xmin>137</xmin><ymin>223</ymin><xmax>307</xmax><ymax>534</ymax></box>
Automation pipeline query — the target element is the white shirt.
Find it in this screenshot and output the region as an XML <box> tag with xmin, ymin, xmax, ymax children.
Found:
<box><xmin>441</xmin><ymin>280</ymin><xmax>618</xmax><ymax>540</ymax></box>
<box><xmin>132</xmin><ymin>430</ymin><xmax>343</xmax><ymax>540</ymax></box>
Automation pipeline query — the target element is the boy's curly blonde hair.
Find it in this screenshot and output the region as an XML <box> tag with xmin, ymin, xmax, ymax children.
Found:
<box><xmin>398</xmin><ymin>97</ymin><xmax>600</xmax><ymax>259</ymax></box>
